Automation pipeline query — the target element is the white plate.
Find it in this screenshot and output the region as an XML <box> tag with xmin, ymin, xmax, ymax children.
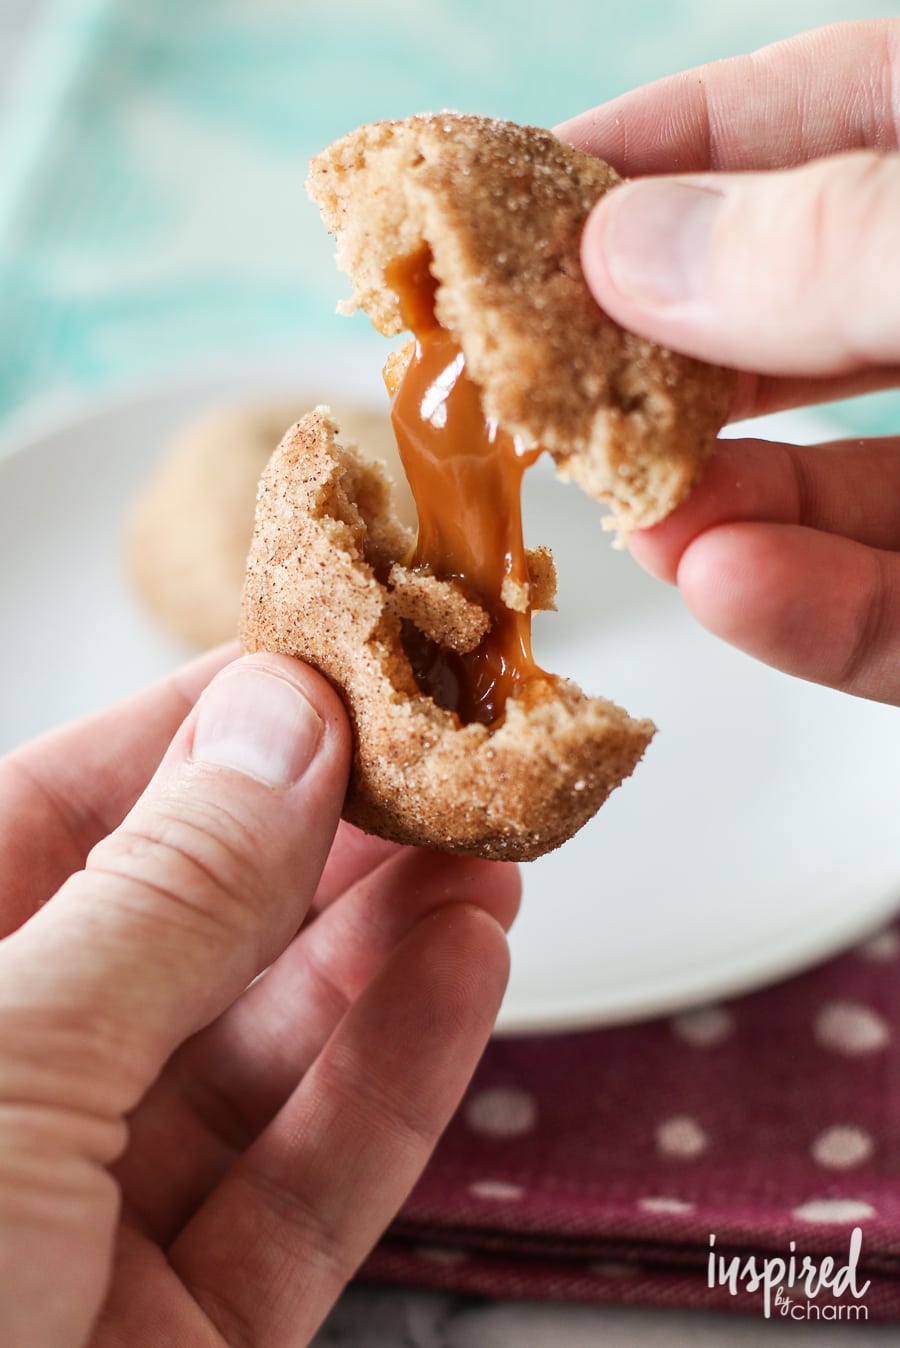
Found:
<box><xmin>1</xmin><ymin>358</ymin><xmax>898</xmax><ymax>1036</ymax></box>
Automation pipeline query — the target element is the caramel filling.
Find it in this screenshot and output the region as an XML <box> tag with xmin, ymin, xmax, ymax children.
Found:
<box><xmin>385</xmin><ymin>250</ymin><xmax>548</xmax><ymax>727</ymax></box>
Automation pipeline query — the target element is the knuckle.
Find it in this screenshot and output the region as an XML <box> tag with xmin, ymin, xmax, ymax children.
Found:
<box><xmin>325</xmin><ymin>1040</ymin><xmax>442</xmax><ymax>1160</ymax></box>
<box><xmin>86</xmin><ymin>797</ymin><xmax>263</xmax><ymax>942</ymax></box>
<box><xmin>295</xmin><ymin>937</ymin><xmax>353</xmax><ymax>1025</ymax></box>
<box><xmin>716</xmin><ymin>149</ymin><xmax>900</xmax><ymax>370</ymax></box>
<box><xmin>181</xmin><ymin>1167</ymin><xmax>351</xmax><ymax>1337</ymax></box>
<box><xmin>836</xmin><ymin>549</ymin><xmax>889</xmax><ymax>696</ymax></box>
<box><xmin>177</xmin><ymin>1276</ymin><xmax>258</xmax><ymax>1348</ymax></box>
<box><xmin>803</xmin><ymin>152</ymin><xmax>900</xmax><ymax>361</ymax></box>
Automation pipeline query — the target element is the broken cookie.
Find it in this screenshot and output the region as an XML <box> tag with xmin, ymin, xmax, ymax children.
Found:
<box><xmin>240</xmin><ymin>113</ymin><xmax>734</xmax><ymax>859</ymax></box>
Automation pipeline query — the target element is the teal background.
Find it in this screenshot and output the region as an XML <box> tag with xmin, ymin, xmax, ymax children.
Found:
<box><xmin>1</xmin><ymin>0</ymin><xmax>898</xmax><ymax>432</ymax></box>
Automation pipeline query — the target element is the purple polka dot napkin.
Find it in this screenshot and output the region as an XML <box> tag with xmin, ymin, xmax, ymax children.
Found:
<box><xmin>362</xmin><ymin>920</ymin><xmax>900</xmax><ymax>1320</ymax></box>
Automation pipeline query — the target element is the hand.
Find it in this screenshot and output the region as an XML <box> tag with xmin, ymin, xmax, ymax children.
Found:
<box><xmin>0</xmin><ymin>647</ymin><xmax>518</xmax><ymax>1347</ymax></box>
<box><xmin>559</xmin><ymin>19</ymin><xmax>900</xmax><ymax>705</ymax></box>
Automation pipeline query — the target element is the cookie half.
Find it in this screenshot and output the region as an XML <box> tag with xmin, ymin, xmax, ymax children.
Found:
<box><xmin>307</xmin><ymin>112</ymin><xmax>735</xmax><ymax>532</ymax></box>
<box><xmin>240</xmin><ymin>409</ymin><xmax>654</xmax><ymax>860</ymax></box>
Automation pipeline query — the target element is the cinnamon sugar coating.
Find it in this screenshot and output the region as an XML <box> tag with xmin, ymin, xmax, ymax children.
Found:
<box><xmin>240</xmin><ymin>411</ymin><xmax>654</xmax><ymax>860</ymax></box>
<box><xmin>307</xmin><ymin>112</ymin><xmax>735</xmax><ymax>531</ymax></box>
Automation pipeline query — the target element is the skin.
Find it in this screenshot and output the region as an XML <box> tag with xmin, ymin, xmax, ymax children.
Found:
<box><xmin>0</xmin><ymin>646</ymin><xmax>519</xmax><ymax>1346</ymax></box>
<box><xmin>3</xmin><ymin>19</ymin><xmax>900</xmax><ymax>1348</ymax></box>
<box><xmin>560</xmin><ymin>17</ymin><xmax>900</xmax><ymax>706</ymax></box>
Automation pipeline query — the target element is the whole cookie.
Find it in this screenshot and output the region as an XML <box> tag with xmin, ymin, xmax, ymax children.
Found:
<box><xmin>129</xmin><ymin>400</ymin><xmax>404</xmax><ymax>648</ymax></box>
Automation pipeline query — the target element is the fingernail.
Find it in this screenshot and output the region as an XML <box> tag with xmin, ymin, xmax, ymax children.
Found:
<box><xmin>591</xmin><ymin>180</ymin><xmax>722</xmax><ymax>304</ymax></box>
<box><xmin>192</xmin><ymin>666</ymin><xmax>323</xmax><ymax>787</ymax></box>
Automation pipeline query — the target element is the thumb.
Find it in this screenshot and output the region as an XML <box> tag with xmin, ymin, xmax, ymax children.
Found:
<box><xmin>581</xmin><ymin>150</ymin><xmax>900</xmax><ymax>376</ymax></box>
<box><xmin>0</xmin><ymin>653</ymin><xmax>351</xmax><ymax>1118</ymax></box>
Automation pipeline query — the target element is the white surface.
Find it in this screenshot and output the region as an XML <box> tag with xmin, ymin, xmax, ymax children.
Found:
<box><xmin>1</xmin><ymin>361</ymin><xmax>898</xmax><ymax>1036</ymax></box>
<box><xmin>511</xmin><ymin>408</ymin><xmax>900</xmax><ymax>1031</ymax></box>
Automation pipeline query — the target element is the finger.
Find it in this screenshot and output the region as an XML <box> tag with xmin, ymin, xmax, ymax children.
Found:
<box><xmin>580</xmin><ymin>150</ymin><xmax>900</xmax><ymax>376</ymax></box>
<box><xmin>169</xmin><ymin>904</ymin><xmax>509</xmax><ymax>1348</ymax></box>
<box><xmin>194</xmin><ymin>850</ymin><xmax>519</xmax><ymax>1130</ymax></box>
<box><xmin>0</xmin><ymin>642</ymin><xmax>238</xmax><ymax>935</ymax></box>
<box><xmin>116</xmin><ymin>849</ymin><xmax>519</xmax><ymax>1242</ymax></box>
<box><xmin>556</xmin><ymin>20</ymin><xmax>900</xmax><ymax>174</ymax></box>
<box><xmin>310</xmin><ymin>819</ymin><xmax>405</xmax><ymax>914</ymax></box>
<box><xmin>0</xmin><ymin>654</ymin><xmax>351</xmax><ymax>1124</ymax></box>
<box><xmin>630</xmin><ymin>435</ymin><xmax>900</xmax><ymax>584</ymax></box>
<box><xmin>729</xmin><ymin>365</ymin><xmax>900</xmax><ymax>423</ymax></box>
<box><xmin>106</xmin><ymin>841</ymin><xmax>442</xmax><ymax>1244</ymax></box>
<box><xmin>674</xmin><ymin>521</ymin><xmax>900</xmax><ymax>703</ymax></box>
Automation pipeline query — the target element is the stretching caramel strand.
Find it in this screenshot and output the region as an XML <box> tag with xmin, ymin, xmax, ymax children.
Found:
<box><xmin>385</xmin><ymin>249</ymin><xmax>549</xmax><ymax>726</ymax></box>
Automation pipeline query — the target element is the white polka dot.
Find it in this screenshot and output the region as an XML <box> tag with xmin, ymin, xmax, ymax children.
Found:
<box><xmin>857</xmin><ymin>928</ymin><xmax>900</xmax><ymax>962</ymax></box>
<box><xmin>814</xmin><ymin>1001</ymin><xmax>890</xmax><ymax>1056</ymax></box>
<box><xmin>465</xmin><ymin>1087</ymin><xmax>537</xmax><ymax>1138</ymax></box>
<box><xmin>671</xmin><ymin>1005</ymin><xmax>735</xmax><ymax>1047</ymax></box>
<box><xmin>812</xmin><ymin>1125</ymin><xmax>874</xmax><ymax>1171</ymax></box>
<box><xmin>416</xmin><ymin>1245</ymin><xmax>469</xmax><ymax>1265</ymax></box>
<box><xmin>468</xmin><ymin>1179</ymin><xmax>526</xmax><ymax>1200</ymax></box>
<box><xmin>656</xmin><ymin>1115</ymin><xmax>709</xmax><ymax>1159</ymax></box>
<box><xmin>793</xmin><ymin>1199</ymin><xmax>876</xmax><ymax>1224</ymax></box>
<box><xmin>587</xmin><ymin>1261</ymin><xmax>641</xmax><ymax>1278</ymax></box>
<box><xmin>638</xmin><ymin>1196</ymin><xmax>695</xmax><ymax>1214</ymax></box>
